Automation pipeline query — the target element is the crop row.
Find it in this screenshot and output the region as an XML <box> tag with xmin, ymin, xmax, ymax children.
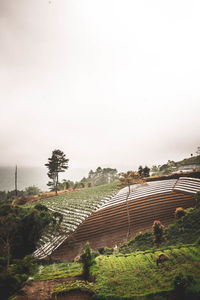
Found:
<box><xmin>91</xmin><ymin>245</ymin><xmax>200</xmax><ymax>297</ymax></box>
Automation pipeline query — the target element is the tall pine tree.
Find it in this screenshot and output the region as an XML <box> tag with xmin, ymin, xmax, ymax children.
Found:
<box><xmin>45</xmin><ymin>149</ymin><xmax>69</xmax><ymax>195</ymax></box>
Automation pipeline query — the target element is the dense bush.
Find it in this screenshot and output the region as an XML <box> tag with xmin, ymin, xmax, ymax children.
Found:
<box><xmin>152</xmin><ymin>220</ymin><xmax>165</xmax><ymax>244</ymax></box>
<box><xmin>173</xmin><ymin>273</ymin><xmax>200</xmax><ymax>299</ymax></box>
<box><xmin>175</xmin><ymin>207</ymin><xmax>186</xmax><ymax>219</ymax></box>
<box><xmin>81</xmin><ymin>243</ymin><xmax>95</xmax><ymax>280</ymax></box>
<box><xmin>0</xmin><ymin>255</ymin><xmax>37</xmax><ymax>300</ymax></box>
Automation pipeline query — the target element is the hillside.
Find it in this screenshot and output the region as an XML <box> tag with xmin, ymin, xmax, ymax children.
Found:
<box><xmin>177</xmin><ymin>155</ymin><xmax>200</xmax><ymax>166</ymax></box>
<box><xmin>151</xmin><ymin>155</ymin><xmax>200</xmax><ymax>176</ymax></box>
<box><xmin>29</xmin><ymin>182</ymin><xmax>118</xmax><ymax>259</ymax></box>
<box><xmin>90</xmin><ymin>244</ymin><xmax>200</xmax><ymax>299</ymax></box>
<box><xmin>26</xmin><ymin>244</ymin><xmax>200</xmax><ymax>299</ymax></box>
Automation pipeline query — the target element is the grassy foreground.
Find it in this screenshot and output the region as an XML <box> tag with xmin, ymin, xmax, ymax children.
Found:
<box><xmin>91</xmin><ymin>244</ymin><xmax>200</xmax><ymax>298</ymax></box>
<box><xmin>32</xmin><ymin>244</ymin><xmax>200</xmax><ymax>299</ymax></box>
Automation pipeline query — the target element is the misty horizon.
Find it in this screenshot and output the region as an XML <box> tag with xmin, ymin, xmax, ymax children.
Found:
<box><xmin>1</xmin><ymin>1</ymin><xmax>200</xmax><ymax>186</ymax></box>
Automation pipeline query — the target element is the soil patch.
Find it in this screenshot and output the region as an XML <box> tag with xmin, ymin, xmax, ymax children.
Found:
<box><xmin>17</xmin><ymin>277</ymin><xmax>83</xmax><ymax>300</ymax></box>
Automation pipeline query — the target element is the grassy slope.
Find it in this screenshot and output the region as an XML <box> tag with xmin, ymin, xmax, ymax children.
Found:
<box><xmin>120</xmin><ymin>208</ymin><xmax>200</xmax><ymax>253</ymax></box>
<box><xmin>29</xmin><ymin>181</ymin><xmax>118</xmax><ymax>209</ymax></box>
<box><xmin>32</xmin><ymin>244</ymin><xmax>200</xmax><ymax>298</ymax></box>
<box><xmin>91</xmin><ymin>245</ymin><xmax>200</xmax><ymax>298</ymax></box>
<box><xmin>176</xmin><ymin>155</ymin><xmax>200</xmax><ymax>166</ymax></box>
<box><xmin>33</xmin><ymin>262</ymin><xmax>82</xmax><ymax>281</ymax></box>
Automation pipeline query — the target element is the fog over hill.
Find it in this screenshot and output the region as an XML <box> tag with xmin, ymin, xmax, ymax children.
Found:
<box><xmin>0</xmin><ymin>1</ymin><xmax>200</xmax><ymax>190</ymax></box>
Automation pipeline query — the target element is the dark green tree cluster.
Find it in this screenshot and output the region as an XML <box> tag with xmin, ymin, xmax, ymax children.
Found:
<box><xmin>0</xmin><ymin>203</ymin><xmax>62</xmax><ymax>266</ymax></box>
<box><xmin>0</xmin><ymin>203</ymin><xmax>62</xmax><ymax>299</ymax></box>
<box><xmin>138</xmin><ymin>165</ymin><xmax>150</xmax><ymax>178</ymax></box>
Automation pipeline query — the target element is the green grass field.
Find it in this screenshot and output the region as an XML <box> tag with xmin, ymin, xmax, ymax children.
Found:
<box><xmin>33</xmin><ymin>262</ymin><xmax>82</xmax><ymax>281</ymax></box>
<box><xmin>91</xmin><ymin>245</ymin><xmax>200</xmax><ymax>298</ymax></box>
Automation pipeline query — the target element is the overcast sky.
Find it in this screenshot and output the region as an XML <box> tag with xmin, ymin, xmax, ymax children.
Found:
<box><xmin>0</xmin><ymin>0</ymin><xmax>200</xmax><ymax>180</ymax></box>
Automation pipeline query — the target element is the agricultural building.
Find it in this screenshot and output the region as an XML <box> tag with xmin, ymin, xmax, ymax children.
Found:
<box><xmin>34</xmin><ymin>177</ymin><xmax>200</xmax><ymax>261</ymax></box>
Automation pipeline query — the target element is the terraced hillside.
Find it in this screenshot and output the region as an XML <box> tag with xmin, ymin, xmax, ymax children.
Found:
<box><xmin>32</xmin><ymin>177</ymin><xmax>200</xmax><ymax>261</ymax></box>
<box><xmin>32</xmin><ymin>182</ymin><xmax>118</xmax><ymax>259</ymax></box>
<box><xmin>51</xmin><ymin>177</ymin><xmax>200</xmax><ymax>261</ymax></box>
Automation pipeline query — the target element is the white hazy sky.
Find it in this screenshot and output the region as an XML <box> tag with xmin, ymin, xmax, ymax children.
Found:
<box><xmin>0</xmin><ymin>0</ymin><xmax>200</xmax><ymax>180</ymax></box>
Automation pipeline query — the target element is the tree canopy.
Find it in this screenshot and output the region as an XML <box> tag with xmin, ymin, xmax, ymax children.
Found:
<box><xmin>0</xmin><ymin>203</ymin><xmax>62</xmax><ymax>265</ymax></box>
<box><xmin>45</xmin><ymin>149</ymin><xmax>69</xmax><ymax>195</ymax></box>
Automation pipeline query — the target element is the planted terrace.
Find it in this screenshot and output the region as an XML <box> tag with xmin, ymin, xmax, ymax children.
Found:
<box><xmin>31</xmin><ymin>182</ymin><xmax>118</xmax><ymax>259</ymax></box>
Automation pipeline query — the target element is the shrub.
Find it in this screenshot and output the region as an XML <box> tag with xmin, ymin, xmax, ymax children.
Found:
<box><xmin>152</xmin><ymin>220</ymin><xmax>165</xmax><ymax>245</ymax></box>
<box><xmin>173</xmin><ymin>273</ymin><xmax>196</xmax><ymax>298</ymax></box>
<box><xmin>195</xmin><ymin>191</ymin><xmax>200</xmax><ymax>208</ymax></box>
<box><xmin>98</xmin><ymin>248</ymin><xmax>105</xmax><ymax>254</ymax></box>
<box><xmin>175</xmin><ymin>207</ymin><xmax>186</xmax><ymax>219</ymax></box>
<box><xmin>81</xmin><ymin>243</ymin><xmax>93</xmax><ymax>280</ymax></box>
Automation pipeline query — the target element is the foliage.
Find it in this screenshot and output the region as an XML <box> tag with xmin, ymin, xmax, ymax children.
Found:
<box><xmin>33</xmin><ymin>262</ymin><xmax>82</xmax><ymax>281</ymax></box>
<box><xmin>138</xmin><ymin>165</ymin><xmax>150</xmax><ymax>177</ymax></box>
<box><xmin>98</xmin><ymin>247</ymin><xmax>114</xmax><ymax>255</ymax></box>
<box><xmin>175</xmin><ymin>207</ymin><xmax>186</xmax><ymax>219</ymax></box>
<box><xmin>24</xmin><ymin>185</ymin><xmax>41</xmax><ymax>196</ymax></box>
<box><xmin>52</xmin><ymin>280</ymin><xmax>97</xmax><ymax>298</ymax></box>
<box><xmin>150</xmin><ymin>155</ymin><xmax>200</xmax><ymax>176</ymax></box>
<box><xmin>69</xmin><ymin>167</ymin><xmax>118</xmax><ymax>188</ymax></box>
<box><xmin>0</xmin><ymin>203</ymin><xmax>61</xmax><ymax>264</ymax></box>
<box><xmin>81</xmin><ymin>242</ymin><xmax>94</xmax><ymax>280</ymax></box>
<box><xmin>172</xmin><ymin>273</ymin><xmax>200</xmax><ymax>299</ymax></box>
<box><xmin>120</xmin><ymin>231</ymin><xmax>154</xmax><ymax>253</ymax></box>
<box><xmin>90</xmin><ymin>245</ymin><xmax>200</xmax><ymax>299</ymax></box>
<box><xmin>119</xmin><ymin>208</ymin><xmax>200</xmax><ymax>253</ymax></box>
<box><xmin>45</xmin><ymin>149</ymin><xmax>69</xmax><ymax>194</ymax></box>
<box><xmin>152</xmin><ymin>220</ymin><xmax>165</xmax><ymax>245</ymax></box>
<box><xmin>30</xmin><ymin>182</ymin><xmax>118</xmax><ymax>258</ymax></box>
<box><xmin>195</xmin><ymin>191</ymin><xmax>200</xmax><ymax>208</ymax></box>
<box><xmin>0</xmin><ymin>255</ymin><xmax>37</xmax><ymax>300</ymax></box>
<box><xmin>118</xmin><ymin>171</ymin><xmax>144</xmax><ymax>191</ymax></box>
<box><xmin>58</xmin><ymin>179</ymin><xmax>75</xmax><ymax>190</ymax></box>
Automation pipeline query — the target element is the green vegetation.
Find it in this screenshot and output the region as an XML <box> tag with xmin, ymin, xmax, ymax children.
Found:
<box><xmin>30</xmin><ymin>181</ymin><xmax>118</xmax><ymax>209</ymax></box>
<box><xmin>0</xmin><ymin>255</ymin><xmax>37</xmax><ymax>300</ymax></box>
<box><xmin>174</xmin><ymin>207</ymin><xmax>186</xmax><ymax>219</ymax></box>
<box><xmin>52</xmin><ymin>280</ymin><xmax>97</xmax><ymax>298</ymax></box>
<box><xmin>91</xmin><ymin>245</ymin><xmax>200</xmax><ymax>298</ymax></box>
<box><xmin>0</xmin><ymin>204</ymin><xmax>61</xmax><ymax>263</ymax></box>
<box><xmin>0</xmin><ymin>203</ymin><xmax>63</xmax><ymax>299</ymax></box>
<box><xmin>23</xmin><ymin>202</ymin><xmax>200</xmax><ymax>299</ymax></box>
<box><xmin>45</xmin><ymin>149</ymin><xmax>69</xmax><ymax>194</ymax></box>
<box><xmin>33</xmin><ymin>262</ymin><xmax>82</xmax><ymax>281</ymax></box>
<box><xmin>152</xmin><ymin>220</ymin><xmax>165</xmax><ymax>245</ymax></box>
<box><xmin>29</xmin><ymin>181</ymin><xmax>118</xmax><ymax>259</ymax></box>
<box><xmin>151</xmin><ymin>155</ymin><xmax>200</xmax><ymax>176</ymax></box>
<box><xmin>120</xmin><ymin>208</ymin><xmax>200</xmax><ymax>253</ymax></box>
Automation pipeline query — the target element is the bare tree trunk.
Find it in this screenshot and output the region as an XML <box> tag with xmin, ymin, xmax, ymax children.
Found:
<box><xmin>55</xmin><ymin>173</ymin><xmax>58</xmax><ymax>195</ymax></box>
<box><xmin>15</xmin><ymin>165</ymin><xmax>18</xmax><ymax>197</ymax></box>
<box><xmin>126</xmin><ymin>185</ymin><xmax>131</xmax><ymax>241</ymax></box>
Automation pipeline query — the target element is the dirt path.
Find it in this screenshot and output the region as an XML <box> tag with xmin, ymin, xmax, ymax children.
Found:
<box><xmin>18</xmin><ymin>277</ymin><xmax>89</xmax><ymax>300</ymax></box>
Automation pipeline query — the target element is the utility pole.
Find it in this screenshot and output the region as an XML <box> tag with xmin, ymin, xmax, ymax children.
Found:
<box><xmin>15</xmin><ymin>165</ymin><xmax>18</xmax><ymax>196</ymax></box>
